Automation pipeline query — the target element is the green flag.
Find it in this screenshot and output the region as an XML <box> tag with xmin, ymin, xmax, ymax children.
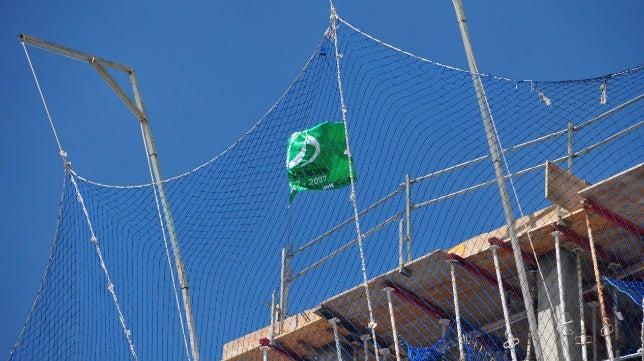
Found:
<box><xmin>286</xmin><ymin>121</ymin><xmax>356</xmax><ymax>203</ymax></box>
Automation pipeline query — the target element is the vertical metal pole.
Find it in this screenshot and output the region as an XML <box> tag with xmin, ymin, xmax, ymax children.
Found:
<box><xmin>584</xmin><ymin>211</ymin><xmax>614</xmax><ymax>361</ymax></box>
<box><xmin>131</xmin><ymin>72</ymin><xmax>200</xmax><ymax>361</ymax></box>
<box><xmin>449</xmin><ymin>260</ymin><xmax>466</xmax><ymax>361</ymax></box>
<box><xmin>567</xmin><ymin>122</ymin><xmax>574</xmax><ymax>173</ymax></box>
<box><xmin>261</xmin><ymin>345</ymin><xmax>270</xmax><ymax>361</ymax></box>
<box><xmin>398</xmin><ymin>219</ymin><xmax>404</xmax><ymax>269</ymax></box>
<box><xmin>575</xmin><ymin>250</ymin><xmax>588</xmax><ymax>361</ymax></box>
<box><xmin>384</xmin><ymin>287</ymin><xmax>402</xmax><ymax>361</ymax></box>
<box><xmin>279</xmin><ymin>248</ymin><xmax>291</xmax><ymax>334</ymax></box>
<box><xmin>405</xmin><ymin>174</ymin><xmax>412</xmax><ymax>263</ymax></box>
<box><xmin>449</xmin><ymin>1</ymin><xmax>542</xmax><ymax>359</ymax></box>
<box><xmin>490</xmin><ymin>245</ymin><xmax>519</xmax><ymax>361</ymax></box>
<box><xmin>589</xmin><ymin>301</ymin><xmax>599</xmax><ymax>361</ymax></box>
<box><xmin>329</xmin><ymin>318</ymin><xmax>344</xmax><ymax>361</ymax></box>
<box><xmin>439</xmin><ymin>319</ymin><xmax>451</xmax><ymax>338</ymax></box>
<box><xmin>360</xmin><ymin>334</ymin><xmax>370</xmax><ymax>361</ymax></box>
<box><xmin>269</xmin><ymin>291</ymin><xmax>276</xmax><ymax>343</ymax></box>
<box><xmin>553</xmin><ymin>230</ymin><xmax>572</xmax><ymax>361</ymax></box>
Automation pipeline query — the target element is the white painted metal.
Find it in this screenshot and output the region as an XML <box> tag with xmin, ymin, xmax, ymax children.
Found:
<box><xmin>490</xmin><ymin>245</ymin><xmax>519</xmax><ymax>361</ymax></box>
<box><xmin>553</xmin><ymin>230</ymin><xmax>572</xmax><ymax>361</ymax></box>
<box><xmin>329</xmin><ymin>318</ymin><xmax>344</xmax><ymax>361</ymax></box>
<box><xmin>20</xmin><ymin>34</ymin><xmax>200</xmax><ymax>361</ymax></box>
<box><xmin>576</xmin><ymin>250</ymin><xmax>589</xmax><ymax>361</ymax></box>
<box><xmin>449</xmin><ymin>260</ymin><xmax>466</xmax><ymax>361</ymax></box>
<box><xmin>383</xmin><ymin>287</ymin><xmax>402</xmax><ymax>361</ymax></box>
<box><xmin>448</xmin><ymin>2</ymin><xmax>543</xmax><ymax>359</ymax></box>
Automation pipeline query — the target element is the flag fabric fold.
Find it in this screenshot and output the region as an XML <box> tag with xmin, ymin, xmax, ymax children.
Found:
<box><xmin>286</xmin><ymin>121</ymin><xmax>356</xmax><ymax>203</ymax></box>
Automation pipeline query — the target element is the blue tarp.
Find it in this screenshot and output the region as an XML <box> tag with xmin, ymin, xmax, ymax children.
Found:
<box><xmin>604</xmin><ymin>277</ymin><xmax>644</xmax><ymax>306</ymax></box>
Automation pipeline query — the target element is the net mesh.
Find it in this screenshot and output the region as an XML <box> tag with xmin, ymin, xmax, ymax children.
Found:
<box><xmin>10</xmin><ymin>15</ymin><xmax>644</xmax><ymax>361</ymax></box>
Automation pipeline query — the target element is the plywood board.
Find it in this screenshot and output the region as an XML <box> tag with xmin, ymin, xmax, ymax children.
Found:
<box><xmin>545</xmin><ymin>161</ymin><xmax>590</xmax><ymax>211</ymax></box>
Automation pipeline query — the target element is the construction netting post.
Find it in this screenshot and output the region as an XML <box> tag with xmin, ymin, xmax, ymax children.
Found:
<box><xmin>448</xmin><ymin>2</ymin><xmax>542</xmax><ymax>358</ymax></box>
<box><xmin>18</xmin><ymin>34</ymin><xmax>200</xmax><ymax>361</ymax></box>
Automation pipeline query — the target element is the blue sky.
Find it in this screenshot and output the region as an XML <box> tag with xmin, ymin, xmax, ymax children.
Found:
<box><xmin>1</xmin><ymin>0</ymin><xmax>643</xmax><ymax>356</ymax></box>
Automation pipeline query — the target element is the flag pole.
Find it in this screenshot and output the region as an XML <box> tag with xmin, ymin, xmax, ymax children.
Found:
<box><xmin>448</xmin><ymin>2</ymin><xmax>543</xmax><ymax>359</ymax></box>
<box><xmin>19</xmin><ymin>34</ymin><xmax>201</xmax><ymax>361</ymax></box>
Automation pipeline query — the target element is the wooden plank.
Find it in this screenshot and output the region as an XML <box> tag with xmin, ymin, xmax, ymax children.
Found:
<box><xmin>222</xmin><ymin>310</ymin><xmax>321</xmax><ymax>360</ymax></box>
<box><xmin>545</xmin><ymin>161</ymin><xmax>590</xmax><ymax>212</ymax></box>
<box><xmin>222</xmin><ymin>164</ymin><xmax>643</xmax><ymax>361</ymax></box>
<box><xmin>578</xmin><ymin>163</ymin><xmax>643</xmax><ymax>226</ymax></box>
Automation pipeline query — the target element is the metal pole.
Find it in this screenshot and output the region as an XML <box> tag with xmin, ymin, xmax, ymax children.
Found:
<box><xmin>360</xmin><ymin>334</ymin><xmax>370</xmax><ymax>361</ymax></box>
<box><xmin>398</xmin><ymin>219</ymin><xmax>404</xmax><ymax>269</ymax></box>
<box><xmin>132</xmin><ymin>72</ymin><xmax>200</xmax><ymax>361</ymax></box>
<box><xmin>329</xmin><ymin>318</ymin><xmax>344</xmax><ymax>361</ymax></box>
<box><xmin>584</xmin><ymin>211</ymin><xmax>614</xmax><ymax>361</ymax></box>
<box><xmin>553</xmin><ymin>230</ymin><xmax>572</xmax><ymax>361</ymax></box>
<box><xmin>590</xmin><ymin>301</ymin><xmax>599</xmax><ymax>361</ymax></box>
<box><xmin>384</xmin><ymin>287</ymin><xmax>402</xmax><ymax>361</ymax></box>
<box><xmin>439</xmin><ymin>319</ymin><xmax>451</xmax><ymax>338</ymax></box>
<box><xmin>270</xmin><ymin>291</ymin><xmax>276</xmax><ymax>343</ymax></box>
<box><xmin>19</xmin><ymin>33</ymin><xmax>133</xmax><ymax>73</ymax></box>
<box><xmin>490</xmin><ymin>245</ymin><xmax>519</xmax><ymax>361</ymax></box>
<box><xmin>567</xmin><ymin>122</ymin><xmax>574</xmax><ymax>173</ymax></box>
<box><xmin>576</xmin><ymin>249</ymin><xmax>589</xmax><ymax>361</ymax></box>
<box><xmin>449</xmin><ymin>2</ymin><xmax>542</xmax><ymax>359</ymax></box>
<box><xmin>405</xmin><ymin>174</ymin><xmax>412</xmax><ymax>263</ymax></box>
<box><xmin>19</xmin><ymin>34</ymin><xmax>201</xmax><ymax>361</ymax></box>
<box><xmin>261</xmin><ymin>345</ymin><xmax>270</xmax><ymax>361</ymax></box>
<box><xmin>449</xmin><ymin>260</ymin><xmax>466</xmax><ymax>361</ymax></box>
<box><xmin>279</xmin><ymin>248</ymin><xmax>291</xmax><ymax>334</ymax></box>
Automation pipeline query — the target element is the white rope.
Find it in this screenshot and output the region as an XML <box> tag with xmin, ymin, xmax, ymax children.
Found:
<box><xmin>329</xmin><ymin>3</ymin><xmax>379</xmax><ymax>360</ymax></box>
<box><xmin>21</xmin><ymin>40</ymin><xmax>137</xmax><ymax>360</ymax></box>
<box><xmin>139</xmin><ymin>125</ymin><xmax>192</xmax><ymax>361</ymax></box>
<box><xmin>9</xmin><ymin>173</ymin><xmax>67</xmax><ymax>358</ymax></box>
<box><xmin>449</xmin><ymin>261</ymin><xmax>466</xmax><ymax>361</ymax></box>
<box><xmin>68</xmin><ymin>172</ymin><xmax>138</xmax><ymax>360</ymax></box>
<box><xmin>640</xmin><ymin>297</ymin><xmax>643</xmax><ymax>361</ymax></box>
<box><xmin>490</xmin><ymin>246</ymin><xmax>519</xmax><ymax>361</ymax></box>
<box><xmin>21</xmin><ymin>41</ymin><xmax>65</xmax><ymax>156</ymax></box>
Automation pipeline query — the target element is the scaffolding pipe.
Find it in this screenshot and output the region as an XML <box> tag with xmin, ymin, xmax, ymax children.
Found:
<box><xmin>449</xmin><ymin>260</ymin><xmax>466</xmax><ymax>361</ymax></box>
<box><xmin>576</xmin><ymin>250</ymin><xmax>589</xmax><ymax>361</ymax></box>
<box><xmin>590</xmin><ymin>301</ymin><xmax>599</xmax><ymax>361</ymax></box>
<box><xmin>269</xmin><ymin>291</ymin><xmax>276</xmax><ymax>343</ymax></box>
<box><xmin>405</xmin><ymin>174</ymin><xmax>412</xmax><ymax>263</ymax></box>
<box><xmin>584</xmin><ymin>211</ymin><xmax>615</xmax><ymax>361</ymax></box>
<box><xmin>261</xmin><ymin>345</ymin><xmax>269</xmax><ymax>361</ymax></box>
<box><xmin>360</xmin><ymin>334</ymin><xmax>370</xmax><ymax>361</ymax></box>
<box><xmin>568</xmin><ymin>122</ymin><xmax>574</xmax><ymax>172</ymax></box>
<box><xmin>19</xmin><ymin>34</ymin><xmax>200</xmax><ymax>361</ymax></box>
<box><xmin>279</xmin><ymin>248</ymin><xmax>291</xmax><ymax>334</ymax></box>
<box><xmin>383</xmin><ymin>287</ymin><xmax>402</xmax><ymax>361</ymax></box>
<box><xmin>398</xmin><ymin>219</ymin><xmax>404</xmax><ymax>269</ymax></box>
<box><xmin>554</xmin><ymin>230</ymin><xmax>573</xmax><ymax>361</ymax></box>
<box><xmin>490</xmin><ymin>245</ymin><xmax>519</xmax><ymax>361</ymax></box>
<box><xmin>449</xmin><ymin>3</ymin><xmax>542</xmax><ymax>358</ymax></box>
<box><xmin>329</xmin><ymin>318</ymin><xmax>344</xmax><ymax>361</ymax></box>
<box><xmin>439</xmin><ymin>319</ymin><xmax>451</xmax><ymax>338</ymax></box>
